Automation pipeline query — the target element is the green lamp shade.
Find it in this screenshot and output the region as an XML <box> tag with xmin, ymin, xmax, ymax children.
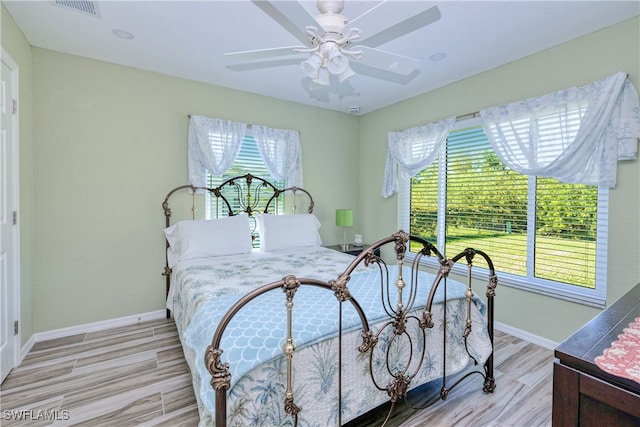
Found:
<box><xmin>335</xmin><ymin>209</ymin><xmax>354</xmax><ymax>227</ymax></box>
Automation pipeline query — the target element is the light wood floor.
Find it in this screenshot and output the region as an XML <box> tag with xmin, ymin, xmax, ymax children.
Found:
<box><xmin>0</xmin><ymin>319</ymin><xmax>553</xmax><ymax>426</ymax></box>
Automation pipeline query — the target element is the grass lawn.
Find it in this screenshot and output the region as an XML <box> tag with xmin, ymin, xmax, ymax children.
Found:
<box><xmin>410</xmin><ymin>229</ymin><xmax>596</xmax><ymax>289</ymax></box>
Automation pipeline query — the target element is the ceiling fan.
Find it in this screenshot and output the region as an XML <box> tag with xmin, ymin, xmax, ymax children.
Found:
<box><xmin>225</xmin><ymin>0</ymin><xmax>441</xmax><ymax>87</ymax></box>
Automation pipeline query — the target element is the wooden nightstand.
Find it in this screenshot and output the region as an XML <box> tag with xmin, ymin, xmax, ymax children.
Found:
<box><xmin>325</xmin><ymin>244</ymin><xmax>381</xmax><ymax>257</ymax></box>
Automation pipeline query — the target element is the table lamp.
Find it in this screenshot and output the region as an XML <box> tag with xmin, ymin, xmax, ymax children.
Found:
<box><xmin>335</xmin><ymin>209</ymin><xmax>354</xmax><ymax>250</ymax></box>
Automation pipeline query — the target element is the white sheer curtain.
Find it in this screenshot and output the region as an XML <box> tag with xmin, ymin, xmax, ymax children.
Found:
<box><xmin>381</xmin><ymin>117</ymin><xmax>456</xmax><ymax>198</ymax></box>
<box><xmin>252</xmin><ymin>125</ymin><xmax>303</xmax><ymax>187</ymax></box>
<box><xmin>480</xmin><ymin>72</ymin><xmax>640</xmax><ymax>188</ymax></box>
<box><xmin>188</xmin><ymin>115</ymin><xmax>247</xmax><ymax>187</ymax></box>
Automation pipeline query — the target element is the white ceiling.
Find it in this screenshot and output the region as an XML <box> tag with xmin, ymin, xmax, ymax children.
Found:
<box><xmin>4</xmin><ymin>0</ymin><xmax>639</xmax><ymax>115</ymax></box>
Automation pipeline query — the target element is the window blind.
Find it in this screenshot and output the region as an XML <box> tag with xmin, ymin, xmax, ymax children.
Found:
<box><xmin>206</xmin><ymin>136</ymin><xmax>285</xmax><ymax>247</ymax></box>
<box><xmin>535</xmin><ymin>178</ymin><xmax>598</xmax><ymax>288</ymax></box>
<box><xmin>408</xmin><ymin>124</ymin><xmax>603</xmax><ymax>291</ymax></box>
<box><xmin>444</xmin><ymin>126</ymin><xmax>529</xmax><ymax>272</ymax></box>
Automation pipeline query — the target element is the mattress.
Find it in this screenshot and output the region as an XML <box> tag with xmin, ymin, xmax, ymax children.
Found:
<box><xmin>169</xmin><ymin>245</ymin><xmax>492</xmax><ymax>426</ymax></box>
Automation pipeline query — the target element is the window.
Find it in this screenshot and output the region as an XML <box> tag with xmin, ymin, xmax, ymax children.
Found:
<box><xmin>206</xmin><ymin>135</ymin><xmax>285</xmax><ymax>245</ymax></box>
<box><xmin>400</xmin><ymin>118</ymin><xmax>608</xmax><ymax>306</ymax></box>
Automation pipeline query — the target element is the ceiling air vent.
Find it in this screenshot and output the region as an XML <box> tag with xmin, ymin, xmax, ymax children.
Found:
<box><xmin>52</xmin><ymin>0</ymin><xmax>101</xmax><ymax>18</ymax></box>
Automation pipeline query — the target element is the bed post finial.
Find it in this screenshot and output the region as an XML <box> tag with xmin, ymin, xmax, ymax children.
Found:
<box><xmin>205</xmin><ymin>347</ymin><xmax>231</xmax><ymax>391</ymax></box>
<box><xmin>392</xmin><ymin>230</ymin><xmax>409</xmax><ymax>261</ymax></box>
<box><xmin>162</xmin><ymin>200</ymin><xmax>172</xmax><ymax>219</ymax></box>
<box><xmin>330</xmin><ymin>274</ymin><xmax>352</xmax><ymax>302</ymax></box>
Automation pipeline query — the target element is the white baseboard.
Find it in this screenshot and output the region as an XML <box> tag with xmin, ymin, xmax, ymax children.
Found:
<box><xmin>17</xmin><ymin>312</ymin><xmax>554</xmax><ymax>370</ymax></box>
<box><xmin>495</xmin><ymin>321</ymin><xmax>558</xmax><ymax>350</ymax></box>
<box><xmin>20</xmin><ymin>334</ymin><xmax>36</xmax><ymax>362</ymax></box>
<box><xmin>20</xmin><ymin>310</ymin><xmax>167</xmax><ymax>362</ymax></box>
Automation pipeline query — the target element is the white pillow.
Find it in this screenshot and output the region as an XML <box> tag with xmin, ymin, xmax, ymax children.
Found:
<box><xmin>164</xmin><ymin>215</ymin><xmax>252</xmax><ymax>267</ymax></box>
<box><xmin>256</xmin><ymin>214</ymin><xmax>322</xmax><ymax>252</ymax></box>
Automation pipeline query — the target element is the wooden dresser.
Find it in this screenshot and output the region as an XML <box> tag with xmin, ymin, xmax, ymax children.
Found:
<box><xmin>553</xmin><ymin>282</ymin><xmax>640</xmax><ymax>426</ymax></box>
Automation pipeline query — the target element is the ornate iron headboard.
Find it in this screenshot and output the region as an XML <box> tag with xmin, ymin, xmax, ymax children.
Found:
<box><xmin>161</xmin><ymin>174</ymin><xmax>315</xmax><ymax>316</ymax></box>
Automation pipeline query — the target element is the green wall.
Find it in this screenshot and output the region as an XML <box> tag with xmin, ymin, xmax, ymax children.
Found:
<box><xmin>359</xmin><ymin>17</ymin><xmax>640</xmax><ymax>343</ymax></box>
<box><xmin>28</xmin><ymin>49</ymin><xmax>360</xmax><ymax>331</ymax></box>
<box><xmin>3</xmin><ymin>1</ymin><xmax>640</xmax><ymax>345</ymax></box>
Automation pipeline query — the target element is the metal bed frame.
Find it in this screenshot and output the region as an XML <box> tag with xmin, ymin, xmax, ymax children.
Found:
<box><xmin>206</xmin><ymin>231</ymin><xmax>498</xmax><ymax>426</ymax></box>
<box><xmin>161</xmin><ymin>173</ymin><xmax>314</xmax><ymax>317</ymax></box>
<box><xmin>161</xmin><ymin>174</ymin><xmax>498</xmax><ymax>425</ymax></box>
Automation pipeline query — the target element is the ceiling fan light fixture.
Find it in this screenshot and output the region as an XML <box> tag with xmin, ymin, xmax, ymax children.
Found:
<box><xmin>314</xmin><ymin>67</ymin><xmax>331</xmax><ymax>86</ymax></box>
<box><xmin>339</xmin><ymin>66</ymin><xmax>356</xmax><ymax>83</ymax></box>
<box><xmin>327</xmin><ymin>50</ymin><xmax>349</xmax><ymax>75</ymax></box>
<box><xmin>301</xmin><ymin>53</ymin><xmax>323</xmax><ymax>77</ymax></box>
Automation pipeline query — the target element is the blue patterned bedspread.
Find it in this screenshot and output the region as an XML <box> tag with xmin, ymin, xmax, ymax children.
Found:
<box><xmin>170</xmin><ymin>246</ymin><xmax>492</xmax><ymax>426</ymax></box>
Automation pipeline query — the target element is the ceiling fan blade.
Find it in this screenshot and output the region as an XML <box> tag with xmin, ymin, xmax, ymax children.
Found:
<box><xmin>352</xmin><ymin>46</ymin><xmax>420</xmax><ymax>75</ymax></box>
<box><xmin>251</xmin><ymin>0</ymin><xmax>320</xmax><ymax>45</ymax></box>
<box><xmin>227</xmin><ymin>58</ymin><xmax>302</xmax><ymax>72</ymax></box>
<box><xmin>350</xmin><ymin>61</ymin><xmax>419</xmax><ymax>85</ymax></box>
<box><xmin>225</xmin><ymin>46</ymin><xmax>304</xmax><ymax>63</ymax></box>
<box><xmin>345</xmin><ymin>2</ymin><xmax>441</xmax><ymax>48</ymax></box>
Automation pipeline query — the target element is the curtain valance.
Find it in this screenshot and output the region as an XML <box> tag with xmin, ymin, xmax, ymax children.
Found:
<box><xmin>480</xmin><ymin>71</ymin><xmax>640</xmax><ymax>188</ymax></box>
<box><xmin>381</xmin><ymin>117</ymin><xmax>456</xmax><ymax>198</ymax></box>
<box><xmin>253</xmin><ymin>125</ymin><xmax>303</xmax><ymax>188</ymax></box>
<box><xmin>187</xmin><ymin>116</ymin><xmax>304</xmax><ymax>188</ymax></box>
<box><xmin>188</xmin><ymin>115</ymin><xmax>247</xmax><ymax>187</ymax></box>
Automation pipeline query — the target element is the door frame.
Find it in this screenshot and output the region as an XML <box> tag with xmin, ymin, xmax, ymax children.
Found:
<box><xmin>1</xmin><ymin>47</ymin><xmax>22</xmax><ymax>381</ymax></box>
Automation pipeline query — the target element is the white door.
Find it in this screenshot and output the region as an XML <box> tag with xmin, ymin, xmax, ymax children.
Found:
<box><xmin>1</xmin><ymin>50</ymin><xmax>20</xmax><ymax>383</ymax></box>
